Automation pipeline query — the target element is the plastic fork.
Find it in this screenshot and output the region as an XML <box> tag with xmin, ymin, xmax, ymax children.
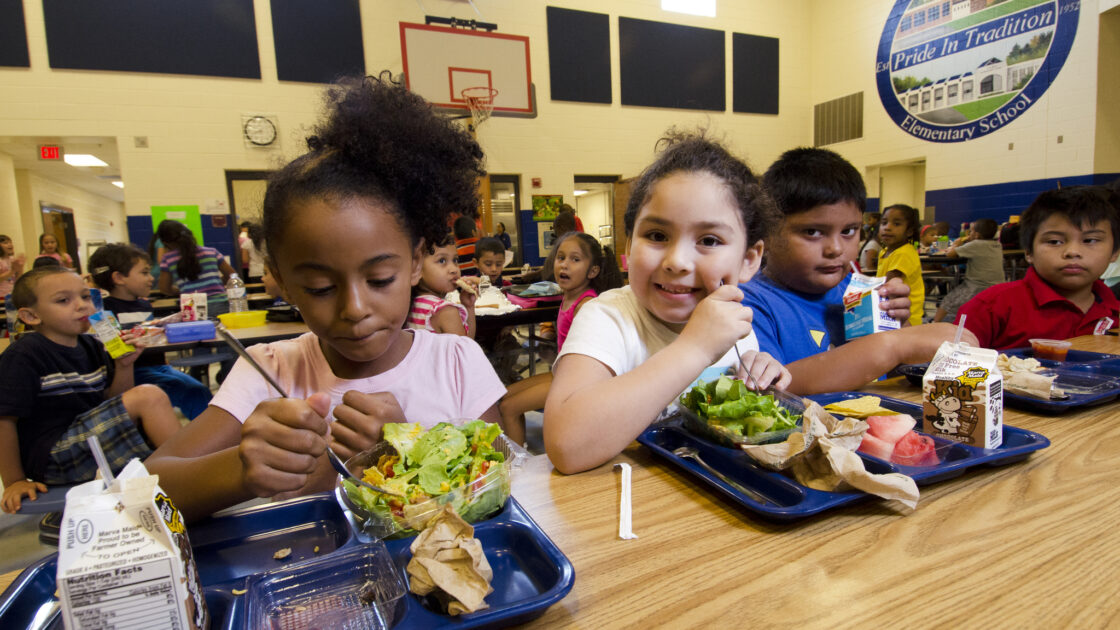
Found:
<box><xmin>214</xmin><ymin>324</ymin><xmax>403</xmax><ymax>497</ymax></box>
<box><xmin>672</xmin><ymin>446</ymin><xmax>771</xmax><ymax>505</ymax></box>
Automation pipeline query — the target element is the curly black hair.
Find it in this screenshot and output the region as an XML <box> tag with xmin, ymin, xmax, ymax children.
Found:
<box><xmin>623</xmin><ymin>130</ymin><xmax>778</xmax><ymax>249</ymax></box>
<box><xmin>262</xmin><ymin>74</ymin><xmax>485</xmax><ymax>261</ymax></box>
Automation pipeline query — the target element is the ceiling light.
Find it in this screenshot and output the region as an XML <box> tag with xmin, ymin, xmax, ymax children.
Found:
<box><xmin>112</xmin><ymin>181</ymin><xmax>124</xmax><ymax>189</ymax></box>
<box><xmin>662</xmin><ymin>0</ymin><xmax>715</xmax><ymax>17</ymax></box>
<box><xmin>64</xmin><ymin>154</ymin><xmax>109</xmax><ymax>167</ymax></box>
<box><xmin>573</xmin><ymin>189</ymin><xmax>589</xmax><ymax>196</ymax></box>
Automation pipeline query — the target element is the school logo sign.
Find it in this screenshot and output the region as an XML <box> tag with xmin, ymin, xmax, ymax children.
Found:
<box><xmin>876</xmin><ymin>0</ymin><xmax>1079</xmax><ymax>143</ymax></box>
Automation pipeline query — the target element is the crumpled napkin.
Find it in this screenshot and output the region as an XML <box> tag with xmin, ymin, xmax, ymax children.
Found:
<box><xmin>406</xmin><ymin>505</ymin><xmax>494</xmax><ymax>615</ymax></box>
<box><xmin>741</xmin><ymin>401</ymin><xmax>920</xmax><ymax>509</ymax></box>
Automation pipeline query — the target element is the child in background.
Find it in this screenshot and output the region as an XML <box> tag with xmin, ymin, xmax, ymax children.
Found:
<box><xmin>407</xmin><ymin>236</ymin><xmax>479</xmax><ymax>337</ymax></box>
<box><xmin>494</xmin><ymin>222</ymin><xmax>512</xmax><ymax>250</ymax></box>
<box><xmin>144</xmin><ymin>74</ymin><xmax>506</xmax><ymax>519</ymax></box>
<box><xmin>957</xmin><ymin>186</ymin><xmax>1120</xmax><ymax>350</ymax></box>
<box><xmin>743</xmin><ymin>147</ymin><xmax>970</xmax><ymax>394</ymax></box>
<box><xmin>877</xmin><ymin>203</ymin><xmax>925</xmax><ymax>325</ymax></box>
<box><xmin>157</xmin><ymin>219</ymin><xmax>236</xmax><ymax>316</ymax></box>
<box><xmin>499</xmin><ymin>232</ymin><xmax>623</xmax><ymax>445</ymax></box>
<box><xmin>474</xmin><ymin>237</ymin><xmax>509</xmax><ymax>288</ymax></box>
<box><xmin>89</xmin><ymin>243</ymin><xmax>212</xmax><ymax>420</ymax></box>
<box><xmin>38</xmin><ymin>234</ymin><xmax>74</xmax><ymax>269</ymax></box>
<box><xmin>858</xmin><ymin>218</ymin><xmax>881</xmax><ymax>272</ymax></box>
<box><xmin>545</xmin><ymin>131</ymin><xmax>790</xmax><ymax>474</ymax></box>
<box><xmin>0</xmin><ymin>234</ymin><xmax>25</xmax><ymax>299</ymax></box>
<box><xmin>453</xmin><ymin>216</ymin><xmax>480</xmax><ymax>277</ymax></box>
<box><xmin>0</xmin><ymin>268</ymin><xmax>181</xmax><ymax>512</ymax></box>
<box><xmin>932</xmin><ymin>218</ymin><xmax>1005</xmax><ymax>323</ymax></box>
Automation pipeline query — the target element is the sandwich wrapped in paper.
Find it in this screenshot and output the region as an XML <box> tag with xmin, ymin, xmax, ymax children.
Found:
<box><xmin>997</xmin><ymin>353</ymin><xmax>1063</xmax><ymax>400</ymax></box>
<box><xmin>742</xmin><ymin>401</ymin><xmax>919</xmax><ymax>509</ymax></box>
<box><xmin>406</xmin><ymin>505</ymin><xmax>493</xmax><ymax>615</ymax></box>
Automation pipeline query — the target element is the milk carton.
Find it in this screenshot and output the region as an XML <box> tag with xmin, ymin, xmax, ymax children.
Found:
<box><xmin>57</xmin><ymin>460</ymin><xmax>209</xmax><ymax>630</ymax></box>
<box><xmin>922</xmin><ymin>342</ymin><xmax>1003</xmax><ymax>449</ymax></box>
<box><xmin>179</xmin><ymin>293</ymin><xmax>208</xmax><ymax>321</ymax></box>
<box><xmin>843</xmin><ymin>272</ymin><xmax>901</xmax><ymax>340</ymax></box>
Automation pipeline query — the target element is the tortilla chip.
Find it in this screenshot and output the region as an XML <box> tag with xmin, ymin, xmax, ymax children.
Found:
<box><xmin>823</xmin><ymin>395</ymin><xmax>894</xmax><ymax>419</ymax></box>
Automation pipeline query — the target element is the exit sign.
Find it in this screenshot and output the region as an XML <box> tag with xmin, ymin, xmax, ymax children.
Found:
<box><xmin>39</xmin><ymin>145</ymin><xmax>62</xmax><ymax>161</ymax></box>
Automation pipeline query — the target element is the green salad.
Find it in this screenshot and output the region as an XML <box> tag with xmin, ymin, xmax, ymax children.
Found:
<box><xmin>342</xmin><ymin>420</ymin><xmax>509</xmax><ymax>536</ymax></box>
<box><xmin>679</xmin><ymin>376</ymin><xmax>800</xmax><ymax>438</ymax></box>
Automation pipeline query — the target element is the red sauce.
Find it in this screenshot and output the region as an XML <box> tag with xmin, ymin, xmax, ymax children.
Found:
<box><xmin>1032</xmin><ymin>343</ymin><xmax>1069</xmax><ymax>361</ymax></box>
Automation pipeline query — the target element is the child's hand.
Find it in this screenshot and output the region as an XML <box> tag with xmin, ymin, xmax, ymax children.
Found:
<box><xmin>877</xmin><ymin>277</ymin><xmax>913</xmax><ymax>325</ymax></box>
<box><xmin>679</xmin><ymin>284</ymin><xmax>755</xmax><ymax>365</ymax></box>
<box><xmin>330</xmin><ymin>391</ymin><xmax>407</xmax><ymax>460</ymax></box>
<box><xmin>458</xmin><ymin>277</ymin><xmax>480</xmax><ymax>309</ymax></box>
<box><xmin>2</xmin><ymin>479</ymin><xmax>48</xmax><ymax>513</ymax></box>
<box><xmin>239</xmin><ymin>393</ymin><xmax>331</xmax><ymax>498</ymax></box>
<box><xmin>735</xmin><ymin>350</ymin><xmax>792</xmax><ymax>391</ymax></box>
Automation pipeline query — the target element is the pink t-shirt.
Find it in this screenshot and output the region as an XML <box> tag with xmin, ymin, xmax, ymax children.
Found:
<box><xmin>211</xmin><ymin>330</ymin><xmax>505</xmax><ymax>427</ymax></box>
<box><xmin>406</xmin><ymin>294</ymin><xmax>468</xmax><ymax>333</ymax></box>
<box><xmin>557</xmin><ymin>289</ymin><xmax>597</xmax><ymax>351</ymax></box>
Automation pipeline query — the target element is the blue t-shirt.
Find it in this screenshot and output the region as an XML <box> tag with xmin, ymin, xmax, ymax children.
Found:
<box><xmin>740</xmin><ymin>273</ymin><xmax>850</xmax><ymax>364</ymax></box>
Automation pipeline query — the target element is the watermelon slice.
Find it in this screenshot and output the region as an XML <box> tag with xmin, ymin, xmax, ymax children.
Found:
<box><xmin>892</xmin><ymin>431</ymin><xmax>940</xmax><ymax>466</ymax></box>
<box><xmin>857</xmin><ymin>432</ymin><xmax>895</xmax><ymax>460</ymax></box>
<box><xmin>866</xmin><ymin>414</ymin><xmax>916</xmax><ymax>445</ymax></box>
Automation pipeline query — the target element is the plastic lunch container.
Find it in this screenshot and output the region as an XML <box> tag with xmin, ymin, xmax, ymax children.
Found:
<box><xmin>1029</xmin><ymin>338</ymin><xmax>1072</xmax><ymax>361</ymax></box>
<box><xmin>217</xmin><ymin>309</ymin><xmax>267</xmax><ymax>328</ymax></box>
<box><xmin>677</xmin><ymin>389</ymin><xmax>805</xmax><ymax>448</ymax></box>
<box><xmin>245</xmin><ymin>541</ymin><xmax>406</xmax><ymax>630</ymax></box>
<box><xmin>336</xmin><ymin>432</ymin><xmax>527</xmax><ymax>540</ymax></box>
<box><xmin>164</xmin><ymin>320</ymin><xmax>216</xmax><ymax>343</ymax></box>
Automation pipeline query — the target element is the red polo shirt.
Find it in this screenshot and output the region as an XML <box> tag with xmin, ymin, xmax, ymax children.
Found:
<box><xmin>955</xmin><ymin>267</ymin><xmax>1120</xmax><ymax>351</ymax></box>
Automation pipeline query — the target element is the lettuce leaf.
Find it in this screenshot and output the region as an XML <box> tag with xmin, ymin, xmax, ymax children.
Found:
<box><xmin>680</xmin><ymin>376</ymin><xmax>800</xmax><ymax>437</ymax></box>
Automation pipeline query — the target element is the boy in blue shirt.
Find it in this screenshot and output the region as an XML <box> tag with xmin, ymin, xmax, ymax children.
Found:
<box><xmin>742</xmin><ymin>147</ymin><xmax>974</xmax><ymax>394</ymax></box>
<box><xmin>90</xmin><ymin>243</ymin><xmax>212</xmax><ymax>419</ymax></box>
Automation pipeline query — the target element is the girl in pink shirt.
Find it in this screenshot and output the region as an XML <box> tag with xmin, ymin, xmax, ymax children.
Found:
<box><xmin>145</xmin><ymin>75</ymin><xmax>504</xmax><ymax>519</ymax></box>
<box><xmin>498</xmin><ymin>232</ymin><xmax>622</xmax><ymax>444</ymax></box>
<box><xmin>406</xmin><ymin>237</ymin><xmax>478</xmax><ymax>337</ymax></box>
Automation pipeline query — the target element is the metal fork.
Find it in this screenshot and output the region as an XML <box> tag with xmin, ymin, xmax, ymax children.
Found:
<box><xmin>733</xmin><ymin>337</ymin><xmax>803</xmax><ymax>407</ymax></box>
<box><xmin>672</xmin><ymin>446</ymin><xmax>771</xmax><ymax>505</ymax></box>
<box><xmin>214</xmin><ymin>324</ymin><xmax>403</xmax><ymax>497</ymax></box>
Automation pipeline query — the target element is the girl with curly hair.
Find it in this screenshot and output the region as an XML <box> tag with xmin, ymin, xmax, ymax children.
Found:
<box><xmin>146</xmin><ymin>74</ymin><xmax>506</xmax><ymax>518</ymax></box>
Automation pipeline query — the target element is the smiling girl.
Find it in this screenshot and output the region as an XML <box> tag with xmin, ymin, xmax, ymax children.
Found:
<box><xmin>544</xmin><ymin>132</ymin><xmax>790</xmax><ymax>474</ymax></box>
<box><xmin>145</xmin><ymin>75</ymin><xmax>506</xmax><ymax>518</ymax></box>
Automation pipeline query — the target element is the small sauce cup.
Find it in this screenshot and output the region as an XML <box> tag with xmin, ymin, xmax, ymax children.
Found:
<box><xmin>1029</xmin><ymin>338</ymin><xmax>1072</xmax><ymax>361</ymax></box>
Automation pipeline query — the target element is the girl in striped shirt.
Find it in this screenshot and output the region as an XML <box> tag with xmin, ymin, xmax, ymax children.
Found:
<box><xmin>407</xmin><ymin>236</ymin><xmax>479</xmax><ymax>337</ymax></box>
<box><xmin>157</xmin><ymin>220</ymin><xmax>235</xmax><ymax>316</ymax></box>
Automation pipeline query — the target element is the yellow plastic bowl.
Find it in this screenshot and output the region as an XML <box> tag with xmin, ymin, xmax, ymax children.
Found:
<box><xmin>218</xmin><ymin>310</ymin><xmax>267</xmax><ymax>328</ymax></box>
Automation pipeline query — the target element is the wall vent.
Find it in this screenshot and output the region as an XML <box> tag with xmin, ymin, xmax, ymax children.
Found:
<box><xmin>814</xmin><ymin>92</ymin><xmax>863</xmax><ymax>146</ymax></box>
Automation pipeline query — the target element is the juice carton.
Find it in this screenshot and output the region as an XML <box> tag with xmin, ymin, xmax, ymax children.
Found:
<box><xmin>57</xmin><ymin>459</ymin><xmax>209</xmax><ymax>630</ymax></box>
<box><xmin>922</xmin><ymin>341</ymin><xmax>1003</xmax><ymax>449</ymax></box>
<box><xmin>87</xmin><ymin>311</ymin><xmax>135</xmax><ymax>359</ymax></box>
<box><xmin>843</xmin><ymin>272</ymin><xmax>901</xmax><ymax>340</ymax></box>
<box><xmin>179</xmin><ymin>293</ymin><xmax>208</xmax><ymax>321</ymax></box>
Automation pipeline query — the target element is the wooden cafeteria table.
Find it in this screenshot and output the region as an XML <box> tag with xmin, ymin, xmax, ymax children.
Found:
<box><xmin>4</xmin><ymin>334</ymin><xmax>1119</xmax><ymax>627</ymax></box>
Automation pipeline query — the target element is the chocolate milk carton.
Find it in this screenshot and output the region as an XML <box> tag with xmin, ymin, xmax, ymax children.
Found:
<box><xmin>57</xmin><ymin>459</ymin><xmax>209</xmax><ymax>630</ymax></box>
<box><xmin>843</xmin><ymin>272</ymin><xmax>901</xmax><ymax>340</ymax></box>
<box><xmin>922</xmin><ymin>342</ymin><xmax>1003</xmax><ymax>449</ymax></box>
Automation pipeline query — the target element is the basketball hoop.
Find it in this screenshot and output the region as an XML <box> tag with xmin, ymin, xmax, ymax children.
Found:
<box><xmin>461</xmin><ymin>86</ymin><xmax>498</xmax><ymax>129</ymax></box>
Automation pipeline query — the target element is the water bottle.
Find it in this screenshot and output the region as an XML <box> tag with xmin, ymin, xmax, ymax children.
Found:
<box><xmin>226</xmin><ymin>273</ymin><xmax>248</xmax><ymax>312</ymax></box>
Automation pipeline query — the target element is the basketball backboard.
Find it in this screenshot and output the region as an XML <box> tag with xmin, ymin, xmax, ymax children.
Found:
<box><xmin>400</xmin><ymin>22</ymin><xmax>535</xmax><ymax>117</ymax></box>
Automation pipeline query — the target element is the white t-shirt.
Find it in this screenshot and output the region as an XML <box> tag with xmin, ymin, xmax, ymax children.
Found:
<box><xmin>211</xmin><ymin>330</ymin><xmax>505</xmax><ymax>427</ymax></box>
<box><xmin>557</xmin><ymin>286</ymin><xmax>758</xmax><ymax>405</ymax></box>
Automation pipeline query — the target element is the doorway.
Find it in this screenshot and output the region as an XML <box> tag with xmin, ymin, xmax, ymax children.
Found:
<box><xmin>40</xmin><ymin>203</ymin><xmax>80</xmax><ymax>272</ymax></box>
<box><xmin>870</xmin><ymin>159</ymin><xmax>928</xmax><ymax>222</ymax></box>
<box><xmin>489</xmin><ymin>174</ymin><xmax>522</xmax><ymax>266</ymax></box>
<box><xmin>574</xmin><ymin>175</ymin><xmax>620</xmax><ymax>254</ymax></box>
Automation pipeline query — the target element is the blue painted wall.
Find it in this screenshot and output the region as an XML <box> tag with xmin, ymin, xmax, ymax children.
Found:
<box><xmin>866</xmin><ymin>197</ymin><xmax>880</xmax><ymax>216</ymax></box>
<box><xmin>926</xmin><ymin>173</ymin><xmax>1120</xmax><ymax>230</ymax></box>
<box><xmin>128</xmin><ymin>214</ymin><xmax>236</xmax><ymax>261</ymax></box>
<box><xmin>518</xmin><ymin>209</ymin><xmax>545</xmax><ymax>266</ymax></box>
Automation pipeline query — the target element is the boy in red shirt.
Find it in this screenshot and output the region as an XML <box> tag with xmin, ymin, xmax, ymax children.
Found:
<box><xmin>957</xmin><ymin>186</ymin><xmax>1120</xmax><ymax>350</ymax></box>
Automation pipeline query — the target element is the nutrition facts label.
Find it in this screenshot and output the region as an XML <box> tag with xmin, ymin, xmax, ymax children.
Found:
<box><xmin>62</xmin><ymin>559</ymin><xmax>185</xmax><ymax>629</ymax></box>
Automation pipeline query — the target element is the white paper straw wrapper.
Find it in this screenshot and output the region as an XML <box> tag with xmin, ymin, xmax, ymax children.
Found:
<box><xmin>614</xmin><ymin>463</ymin><xmax>638</xmax><ymax>540</ymax></box>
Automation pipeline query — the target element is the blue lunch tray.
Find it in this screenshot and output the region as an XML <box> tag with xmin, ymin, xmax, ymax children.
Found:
<box><xmin>638</xmin><ymin>392</ymin><xmax>1049</xmax><ymax>522</ymax></box>
<box><xmin>0</xmin><ymin>494</ymin><xmax>574</xmax><ymax>630</ymax></box>
<box><xmin>898</xmin><ymin>346</ymin><xmax>1120</xmax><ymax>413</ymax></box>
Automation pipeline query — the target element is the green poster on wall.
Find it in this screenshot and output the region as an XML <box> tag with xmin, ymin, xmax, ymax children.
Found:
<box><xmin>151</xmin><ymin>205</ymin><xmax>203</xmax><ymax>245</ymax></box>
